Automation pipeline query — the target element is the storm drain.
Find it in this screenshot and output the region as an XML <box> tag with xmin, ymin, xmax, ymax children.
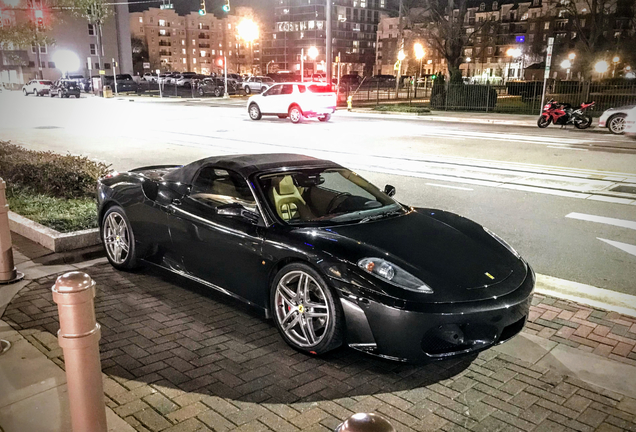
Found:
<box><xmin>610</xmin><ymin>185</ymin><xmax>636</xmax><ymax>194</ymax></box>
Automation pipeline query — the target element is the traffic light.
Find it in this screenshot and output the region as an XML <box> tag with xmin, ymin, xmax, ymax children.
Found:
<box><xmin>431</xmin><ymin>74</ymin><xmax>437</xmax><ymax>79</ymax></box>
<box><xmin>34</xmin><ymin>8</ymin><xmax>44</xmax><ymax>26</ymax></box>
<box><xmin>217</xmin><ymin>57</ymin><xmax>224</xmax><ymax>67</ymax></box>
<box><xmin>222</xmin><ymin>0</ymin><xmax>230</xmax><ymax>12</ymax></box>
<box><xmin>198</xmin><ymin>0</ymin><xmax>206</xmax><ymax>15</ymax></box>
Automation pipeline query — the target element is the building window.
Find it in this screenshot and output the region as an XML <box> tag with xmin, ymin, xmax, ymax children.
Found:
<box><xmin>200</xmin><ymin>50</ymin><xmax>206</xmax><ymax>56</ymax></box>
<box><xmin>480</xmin><ymin>3</ymin><xmax>485</xmax><ymax>11</ymax></box>
<box><xmin>193</xmin><ymin>58</ymin><xmax>197</xmax><ymax>64</ymax></box>
<box><xmin>182</xmin><ymin>48</ymin><xmax>186</xmax><ymax>54</ymax></box>
<box><xmin>228</xmin><ymin>23</ymin><xmax>231</xmax><ymax>29</ymax></box>
<box><xmin>182</xmin><ymin>40</ymin><xmax>185</xmax><ymax>45</ymax></box>
<box><xmin>487</xmin><ymin>46</ymin><xmax>493</xmax><ymax>54</ymax></box>
<box><xmin>159</xmin><ymin>19</ymin><xmax>166</xmax><ymax>26</ymax></box>
<box><xmin>104</xmin><ymin>62</ymin><xmax>111</xmax><ymax>69</ymax></box>
<box><xmin>90</xmin><ymin>44</ymin><xmax>96</xmax><ymax>55</ymax></box>
<box><xmin>40</xmin><ymin>45</ymin><xmax>47</xmax><ymax>54</ymax></box>
<box><xmin>492</xmin><ymin>1</ymin><xmax>498</xmax><ymax>9</ymax></box>
<box><xmin>138</xmin><ymin>17</ymin><xmax>143</xmax><ymax>23</ymax></box>
<box><xmin>88</xmin><ymin>23</ymin><xmax>95</xmax><ymax>35</ymax></box>
<box><xmin>31</xmin><ymin>44</ymin><xmax>37</xmax><ymax>54</ymax></box>
<box><xmin>380</xmin><ymin>0</ymin><xmax>385</xmax><ymax>7</ymax></box>
<box><xmin>183</xmin><ymin>58</ymin><xmax>186</xmax><ymax>64</ymax></box>
<box><xmin>544</xmin><ymin>22</ymin><xmax>550</xmax><ymax>29</ymax></box>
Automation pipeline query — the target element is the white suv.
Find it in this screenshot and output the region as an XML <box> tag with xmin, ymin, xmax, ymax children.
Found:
<box><xmin>243</xmin><ymin>76</ymin><xmax>274</xmax><ymax>94</ymax></box>
<box><xmin>22</xmin><ymin>79</ymin><xmax>53</xmax><ymax>96</ymax></box>
<box><xmin>247</xmin><ymin>82</ymin><xmax>337</xmax><ymax>123</ymax></box>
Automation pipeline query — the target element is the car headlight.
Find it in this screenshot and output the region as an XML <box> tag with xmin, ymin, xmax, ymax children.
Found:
<box><xmin>483</xmin><ymin>226</ymin><xmax>521</xmax><ymax>259</ymax></box>
<box><xmin>357</xmin><ymin>258</ymin><xmax>433</xmax><ymax>293</ymax></box>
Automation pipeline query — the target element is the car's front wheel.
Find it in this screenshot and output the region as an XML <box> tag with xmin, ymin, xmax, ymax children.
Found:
<box><xmin>214</xmin><ymin>88</ymin><xmax>222</xmax><ymax>97</ymax></box>
<box><xmin>318</xmin><ymin>114</ymin><xmax>331</xmax><ymax>122</ymax></box>
<box><xmin>23</xmin><ymin>89</ymin><xmax>28</xmax><ymax>96</ymax></box>
<box><xmin>101</xmin><ymin>205</ymin><xmax>138</xmax><ymax>270</ymax></box>
<box><xmin>608</xmin><ymin>114</ymin><xmax>626</xmax><ymax>135</ymax></box>
<box><xmin>248</xmin><ymin>103</ymin><xmax>262</xmax><ymax>120</ymax></box>
<box><xmin>244</xmin><ymin>86</ymin><xmax>251</xmax><ymax>94</ymax></box>
<box><xmin>271</xmin><ymin>263</ymin><xmax>343</xmax><ymax>355</ymax></box>
<box><xmin>289</xmin><ymin>105</ymin><xmax>303</xmax><ymax>124</ymax></box>
<box><xmin>198</xmin><ymin>87</ymin><xmax>205</xmax><ymax>96</ymax></box>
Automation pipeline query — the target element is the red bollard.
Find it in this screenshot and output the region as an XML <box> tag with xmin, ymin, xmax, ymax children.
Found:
<box><xmin>52</xmin><ymin>272</ymin><xmax>108</xmax><ymax>432</ymax></box>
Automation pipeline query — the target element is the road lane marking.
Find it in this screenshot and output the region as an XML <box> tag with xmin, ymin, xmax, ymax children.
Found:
<box><xmin>598</xmin><ymin>238</ymin><xmax>636</xmax><ymax>258</ymax></box>
<box><xmin>547</xmin><ymin>145</ymin><xmax>588</xmax><ymax>151</ymax></box>
<box><xmin>566</xmin><ymin>213</ymin><xmax>636</xmax><ymax>230</ymax></box>
<box><xmin>425</xmin><ymin>183</ymin><xmax>473</xmax><ymax>191</ymax></box>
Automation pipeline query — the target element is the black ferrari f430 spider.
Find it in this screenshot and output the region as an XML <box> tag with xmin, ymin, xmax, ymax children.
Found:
<box><xmin>97</xmin><ymin>154</ymin><xmax>534</xmax><ymax>362</ymax></box>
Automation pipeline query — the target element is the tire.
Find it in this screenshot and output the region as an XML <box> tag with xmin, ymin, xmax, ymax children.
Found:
<box><xmin>23</xmin><ymin>89</ymin><xmax>28</xmax><ymax>96</ymax></box>
<box><xmin>101</xmin><ymin>205</ymin><xmax>139</xmax><ymax>270</ymax></box>
<box><xmin>537</xmin><ymin>116</ymin><xmax>551</xmax><ymax>128</ymax></box>
<box><xmin>608</xmin><ymin>114</ymin><xmax>626</xmax><ymax>135</ymax></box>
<box><xmin>270</xmin><ymin>263</ymin><xmax>343</xmax><ymax>355</ymax></box>
<box><xmin>198</xmin><ymin>87</ymin><xmax>205</xmax><ymax>97</ymax></box>
<box><xmin>248</xmin><ymin>103</ymin><xmax>262</xmax><ymax>120</ymax></box>
<box><xmin>214</xmin><ymin>88</ymin><xmax>222</xmax><ymax>97</ymax></box>
<box><xmin>318</xmin><ymin>114</ymin><xmax>331</xmax><ymax>122</ymax></box>
<box><xmin>75</xmin><ymin>94</ymin><xmax>80</xmax><ymax>98</ymax></box>
<box><xmin>244</xmin><ymin>86</ymin><xmax>251</xmax><ymax>94</ymax></box>
<box><xmin>49</xmin><ymin>92</ymin><xmax>54</xmax><ymax>97</ymax></box>
<box><xmin>289</xmin><ymin>105</ymin><xmax>303</xmax><ymax>124</ymax></box>
<box><xmin>574</xmin><ymin>115</ymin><xmax>592</xmax><ymax>130</ymax></box>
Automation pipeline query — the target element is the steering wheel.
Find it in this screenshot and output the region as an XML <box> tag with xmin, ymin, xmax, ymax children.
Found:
<box><xmin>326</xmin><ymin>193</ymin><xmax>351</xmax><ymax>214</ymax></box>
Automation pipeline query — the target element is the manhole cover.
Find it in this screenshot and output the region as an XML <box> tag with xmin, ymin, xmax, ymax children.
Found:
<box><xmin>33</xmin><ymin>126</ymin><xmax>61</xmax><ymax>129</ymax></box>
<box><xmin>610</xmin><ymin>185</ymin><xmax>636</xmax><ymax>194</ymax></box>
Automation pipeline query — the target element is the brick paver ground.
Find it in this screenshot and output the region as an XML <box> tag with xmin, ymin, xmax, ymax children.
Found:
<box><xmin>4</xmin><ymin>263</ymin><xmax>636</xmax><ymax>432</ymax></box>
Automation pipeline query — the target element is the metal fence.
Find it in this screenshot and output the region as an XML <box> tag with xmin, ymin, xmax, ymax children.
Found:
<box><xmin>340</xmin><ymin>80</ymin><xmax>636</xmax><ymax>116</ymax></box>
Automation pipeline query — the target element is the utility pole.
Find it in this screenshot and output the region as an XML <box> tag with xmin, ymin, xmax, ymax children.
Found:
<box><xmin>395</xmin><ymin>0</ymin><xmax>404</xmax><ymax>94</ymax></box>
<box><xmin>326</xmin><ymin>0</ymin><xmax>333</xmax><ymax>85</ymax></box>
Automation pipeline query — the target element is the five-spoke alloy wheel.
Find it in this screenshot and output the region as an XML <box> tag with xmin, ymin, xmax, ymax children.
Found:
<box><xmin>271</xmin><ymin>264</ymin><xmax>342</xmax><ymax>354</ymax></box>
<box><xmin>608</xmin><ymin>114</ymin><xmax>626</xmax><ymax>135</ymax></box>
<box><xmin>249</xmin><ymin>103</ymin><xmax>262</xmax><ymax>120</ymax></box>
<box><xmin>101</xmin><ymin>206</ymin><xmax>138</xmax><ymax>270</ymax></box>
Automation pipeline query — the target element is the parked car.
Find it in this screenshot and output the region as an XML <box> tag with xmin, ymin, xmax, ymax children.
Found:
<box><xmin>311</xmin><ymin>73</ymin><xmax>326</xmax><ymax>82</ymax></box>
<box><xmin>624</xmin><ymin>106</ymin><xmax>636</xmax><ymax>138</ymax></box>
<box><xmin>22</xmin><ymin>79</ymin><xmax>53</xmax><ymax>96</ymax></box>
<box><xmin>598</xmin><ymin>105</ymin><xmax>635</xmax><ymax>135</ymax></box>
<box><xmin>243</xmin><ymin>76</ymin><xmax>274</xmax><ymax>94</ymax></box>
<box><xmin>197</xmin><ymin>77</ymin><xmax>237</xmax><ymax>97</ymax></box>
<box><xmin>103</xmin><ymin>74</ymin><xmax>139</xmax><ymax>93</ymax></box>
<box><xmin>227</xmin><ymin>73</ymin><xmax>243</xmax><ymax>85</ymax></box>
<box><xmin>49</xmin><ymin>79</ymin><xmax>81</xmax><ymax>98</ymax></box>
<box><xmin>247</xmin><ymin>82</ymin><xmax>336</xmax><ymax>123</ymax></box>
<box><xmin>340</xmin><ymin>74</ymin><xmax>361</xmax><ymax>86</ymax></box>
<box><xmin>175</xmin><ymin>73</ymin><xmax>205</xmax><ymax>88</ymax></box>
<box><xmin>142</xmin><ymin>73</ymin><xmax>158</xmax><ymax>83</ymax></box>
<box><xmin>97</xmin><ymin>153</ymin><xmax>533</xmax><ymax>361</ymax></box>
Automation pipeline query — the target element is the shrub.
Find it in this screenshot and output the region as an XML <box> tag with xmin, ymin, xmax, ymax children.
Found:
<box><xmin>431</xmin><ymin>83</ymin><xmax>498</xmax><ymax>111</ymax></box>
<box><xmin>0</xmin><ymin>141</ymin><xmax>110</xmax><ymax>199</ymax></box>
<box><xmin>372</xmin><ymin>104</ymin><xmax>431</xmax><ymax>114</ymax></box>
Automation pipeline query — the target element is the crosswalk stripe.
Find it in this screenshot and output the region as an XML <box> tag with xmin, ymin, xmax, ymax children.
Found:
<box><xmin>598</xmin><ymin>238</ymin><xmax>636</xmax><ymax>257</ymax></box>
<box><xmin>566</xmin><ymin>212</ymin><xmax>636</xmax><ymax>230</ymax></box>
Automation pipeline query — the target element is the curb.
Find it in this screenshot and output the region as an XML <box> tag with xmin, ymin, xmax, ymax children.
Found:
<box><xmin>8</xmin><ymin>211</ymin><xmax>100</xmax><ymax>253</ymax></box>
<box><xmin>536</xmin><ymin>273</ymin><xmax>636</xmax><ymax>318</ymax></box>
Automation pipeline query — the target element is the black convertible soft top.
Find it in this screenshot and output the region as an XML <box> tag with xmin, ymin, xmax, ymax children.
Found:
<box><xmin>163</xmin><ymin>153</ymin><xmax>338</xmax><ymax>183</ymax></box>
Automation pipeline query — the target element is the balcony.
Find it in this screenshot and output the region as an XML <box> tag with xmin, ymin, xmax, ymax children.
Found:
<box><xmin>159</xmin><ymin>32</ymin><xmax>171</xmax><ymax>37</ymax></box>
<box><xmin>159</xmin><ymin>50</ymin><xmax>171</xmax><ymax>56</ymax></box>
<box><xmin>199</xmin><ymin>43</ymin><xmax>210</xmax><ymax>48</ymax></box>
<box><xmin>198</xmin><ymin>34</ymin><xmax>210</xmax><ymax>39</ymax></box>
<box><xmin>159</xmin><ymin>41</ymin><xmax>171</xmax><ymax>47</ymax></box>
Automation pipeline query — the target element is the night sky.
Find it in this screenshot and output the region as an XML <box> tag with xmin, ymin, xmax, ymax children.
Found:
<box><xmin>129</xmin><ymin>0</ymin><xmax>275</xmax><ymax>22</ymax></box>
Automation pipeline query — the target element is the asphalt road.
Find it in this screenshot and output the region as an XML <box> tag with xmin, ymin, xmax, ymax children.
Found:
<box><xmin>1</xmin><ymin>90</ymin><xmax>635</xmax><ymax>295</ymax></box>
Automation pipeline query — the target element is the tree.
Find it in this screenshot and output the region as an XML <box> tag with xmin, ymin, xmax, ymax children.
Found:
<box><xmin>131</xmin><ymin>36</ymin><xmax>148</xmax><ymax>75</ymax></box>
<box><xmin>0</xmin><ymin>22</ymin><xmax>55</xmax><ymax>79</ymax></box>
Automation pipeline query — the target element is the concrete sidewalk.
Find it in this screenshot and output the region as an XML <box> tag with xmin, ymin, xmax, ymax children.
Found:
<box><xmin>2</xmin><ymin>235</ymin><xmax>636</xmax><ymax>431</ymax></box>
<box><xmin>346</xmin><ymin>108</ymin><xmax>541</xmax><ymax>127</ymax></box>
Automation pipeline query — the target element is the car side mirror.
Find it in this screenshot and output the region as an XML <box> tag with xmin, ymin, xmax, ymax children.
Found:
<box><xmin>384</xmin><ymin>184</ymin><xmax>396</xmax><ymax>197</ymax></box>
<box><xmin>216</xmin><ymin>203</ymin><xmax>260</xmax><ymax>225</ymax></box>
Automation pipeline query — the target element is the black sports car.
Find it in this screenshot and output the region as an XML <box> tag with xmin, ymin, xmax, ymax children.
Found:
<box><xmin>97</xmin><ymin>154</ymin><xmax>534</xmax><ymax>362</ymax></box>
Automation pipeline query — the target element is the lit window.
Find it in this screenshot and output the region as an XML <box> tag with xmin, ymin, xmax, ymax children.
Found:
<box><xmin>380</xmin><ymin>0</ymin><xmax>385</xmax><ymax>7</ymax></box>
<box><xmin>159</xmin><ymin>19</ymin><xmax>166</xmax><ymax>26</ymax></box>
<box><xmin>182</xmin><ymin>40</ymin><xmax>185</xmax><ymax>45</ymax></box>
<box><xmin>480</xmin><ymin>3</ymin><xmax>485</xmax><ymax>11</ymax></box>
<box><xmin>200</xmin><ymin>50</ymin><xmax>206</xmax><ymax>56</ymax></box>
<box><xmin>139</xmin><ymin>17</ymin><xmax>143</xmax><ymax>23</ymax></box>
<box><xmin>544</xmin><ymin>22</ymin><xmax>550</xmax><ymax>29</ymax></box>
<box><xmin>183</xmin><ymin>58</ymin><xmax>186</xmax><ymax>64</ymax></box>
<box><xmin>182</xmin><ymin>48</ymin><xmax>186</xmax><ymax>54</ymax></box>
<box><xmin>193</xmin><ymin>58</ymin><xmax>197</xmax><ymax>64</ymax></box>
<box><xmin>228</xmin><ymin>23</ymin><xmax>231</xmax><ymax>29</ymax></box>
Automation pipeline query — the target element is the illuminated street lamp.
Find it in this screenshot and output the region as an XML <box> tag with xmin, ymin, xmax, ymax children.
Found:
<box><xmin>506</xmin><ymin>48</ymin><xmax>522</xmax><ymax>83</ymax></box>
<box><xmin>595</xmin><ymin>60</ymin><xmax>609</xmax><ymax>79</ymax></box>
<box><xmin>561</xmin><ymin>59</ymin><xmax>572</xmax><ymax>80</ymax></box>
<box><xmin>413</xmin><ymin>43</ymin><xmax>425</xmax><ymax>90</ymax></box>
<box><xmin>300</xmin><ymin>46</ymin><xmax>318</xmax><ymax>82</ymax></box>
<box><xmin>466</xmin><ymin>57</ymin><xmax>471</xmax><ymax>78</ymax></box>
<box><xmin>52</xmin><ymin>49</ymin><xmax>80</xmax><ymax>77</ymax></box>
<box><xmin>568</xmin><ymin>52</ymin><xmax>576</xmax><ymax>60</ymax></box>
<box><xmin>237</xmin><ymin>19</ymin><xmax>259</xmax><ymax>74</ymax></box>
<box><xmin>612</xmin><ymin>56</ymin><xmax>620</xmax><ymax>77</ymax></box>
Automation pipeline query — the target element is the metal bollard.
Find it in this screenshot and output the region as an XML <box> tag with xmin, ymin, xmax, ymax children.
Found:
<box><xmin>52</xmin><ymin>272</ymin><xmax>107</xmax><ymax>432</ymax></box>
<box><xmin>0</xmin><ymin>179</ymin><xmax>23</xmax><ymax>284</ymax></box>
<box><xmin>334</xmin><ymin>413</ymin><xmax>396</xmax><ymax>432</ymax></box>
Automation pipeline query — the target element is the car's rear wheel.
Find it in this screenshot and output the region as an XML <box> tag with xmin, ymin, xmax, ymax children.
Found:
<box><xmin>608</xmin><ymin>114</ymin><xmax>626</xmax><ymax>135</ymax></box>
<box><xmin>244</xmin><ymin>86</ymin><xmax>251</xmax><ymax>94</ymax></box>
<box><xmin>318</xmin><ymin>114</ymin><xmax>331</xmax><ymax>122</ymax></box>
<box><xmin>248</xmin><ymin>103</ymin><xmax>262</xmax><ymax>120</ymax></box>
<box><xmin>23</xmin><ymin>89</ymin><xmax>28</xmax><ymax>96</ymax></box>
<box><xmin>271</xmin><ymin>263</ymin><xmax>343</xmax><ymax>355</ymax></box>
<box><xmin>49</xmin><ymin>92</ymin><xmax>54</xmax><ymax>97</ymax></box>
<box><xmin>75</xmin><ymin>94</ymin><xmax>80</xmax><ymax>98</ymax></box>
<box><xmin>214</xmin><ymin>88</ymin><xmax>222</xmax><ymax>97</ymax></box>
<box><xmin>289</xmin><ymin>105</ymin><xmax>303</xmax><ymax>124</ymax></box>
<box><xmin>198</xmin><ymin>87</ymin><xmax>205</xmax><ymax>96</ymax></box>
<box><xmin>101</xmin><ymin>205</ymin><xmax>138</xmax><ymax>270</ymax></box>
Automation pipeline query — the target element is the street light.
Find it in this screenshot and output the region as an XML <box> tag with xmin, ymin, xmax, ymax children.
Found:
<box><xmin>466</xmin><ymin>57</ymin><xmax>471</xmax><ymax>78</ymax></box>
<box><xmin>413</xmin><ymin>43</ymin><xmax>425</xmax><ymax>94</ymax></box>
<box><xmin>300</xmin><ymin>46</ymin><xmax>318</xmax><ymax>82</ymax></box>
<box><xmin>237</xmin><ymin>19</ymin><xmax>258</xmax><ymax>74</ymax></box>
<box><xmin>506</xmin><ymin>48</ymin><xmax>522</xmax><ymax>82</ymax></box>
<box><xmin>568</xmin><ymin>52</ymin><xmax>576</xmax><ymax>60</ymax></box>
<box><xmin>612</xmin><ymin>56</ymin><xmax>620</xmax><ymax>77</ymax></box>
<box><xmin>561</xmin><ymin>59</ymin><xmax>572</xmax><ymax>80</ymax></box>
<box><xmin>52</xmin><ymin>49</ymin><xmax>80</xmax><ymax>77</ymax></box>
<box><xmin>595</xmin><ymin>60</ymin><xmax>609</xmax><ymax>79</ymax></box>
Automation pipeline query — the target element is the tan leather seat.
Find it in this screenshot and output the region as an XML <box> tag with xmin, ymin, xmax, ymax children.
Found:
<box><xmin>271</xmin><ymin>175</ymin><xmax>307</xmax><ymax>221</ymax></box>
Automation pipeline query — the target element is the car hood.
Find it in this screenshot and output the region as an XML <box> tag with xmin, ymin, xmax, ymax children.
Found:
<box><xmin>308</xmin><ymin>209</ymin><xmax>526</xmax><ymax>303</ymax></box>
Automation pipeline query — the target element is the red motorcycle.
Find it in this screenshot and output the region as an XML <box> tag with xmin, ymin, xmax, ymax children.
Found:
<box><xmin>537</xmin><ymin>100</ymin><xmax>594</xmax><ymax>129</ymax></box>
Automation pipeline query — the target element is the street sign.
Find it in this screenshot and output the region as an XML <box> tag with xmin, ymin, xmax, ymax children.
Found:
<box><xmin>98</xmin><ymin>70</ymin><xmax>105</xmax><ymax>75</ymax></box>
<box><xmin>87</xmin><ymin>57</ymin><xmax>92</xmax><ymax>70</ymax></box>
<box><xmin>545</xmin><ymin>37</ymin><xmax>554</xmax><ymax>77</ymax></box>
<box><xmin>143</xmin><ymin>62</ymin><xmax>150</xmax><ymax>69</ymax></box>
<box><xmin>394</xmin><ymin>60</ymin><xmax>400</xmax><ymax>71</ymax></box>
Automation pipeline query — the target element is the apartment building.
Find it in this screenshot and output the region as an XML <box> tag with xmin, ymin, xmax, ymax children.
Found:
<box><xmin>0</xmin><ymin>0</ymin><xmax>132</xmax><ymax>86</ymax></box>
<box><xmin>261</xmin><ymin>0</ymin><xmax>387</xmax><ymax>77</ymax></box>
<box><xmin>375</xmin><ymin>0</ymin><xmax>634</xmax><ymax>82</ymax></box>
<box><xmin>130</xmin><ymin>7</ymin><xmax>260</xmax><ymax>75</ymax></box>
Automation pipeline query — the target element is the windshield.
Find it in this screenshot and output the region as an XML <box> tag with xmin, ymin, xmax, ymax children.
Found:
<box><xmin>258</xmin><ymin>168</ymin><xmax>403</xmax><ymax>226</ymax></box>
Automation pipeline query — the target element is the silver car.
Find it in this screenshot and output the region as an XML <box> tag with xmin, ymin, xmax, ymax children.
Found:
<box><xmin>598</xmin><ymin>105</ymin><xmax>635</xmax><ymax>135</ymax></box>
<box><xmin>243</xmin><ymin>76</ymin><xmax>274</xmax><ymax>94</ymax></box>
<box><xmin>22</xmin><ymin>79</ymin><xmax>53</xmax><ymax>96</ymax></box>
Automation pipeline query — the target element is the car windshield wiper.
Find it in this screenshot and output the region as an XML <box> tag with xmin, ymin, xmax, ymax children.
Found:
<box><xmin>358</xmin><ymin>210</ymin><xmax>403</xmax><ymax>224</ymax></box>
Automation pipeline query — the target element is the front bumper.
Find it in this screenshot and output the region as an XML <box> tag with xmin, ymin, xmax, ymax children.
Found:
<box><xmin>335</xmin><ymin>267</ymin><xmax>534</xmax><ymax>362</ymax></box>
